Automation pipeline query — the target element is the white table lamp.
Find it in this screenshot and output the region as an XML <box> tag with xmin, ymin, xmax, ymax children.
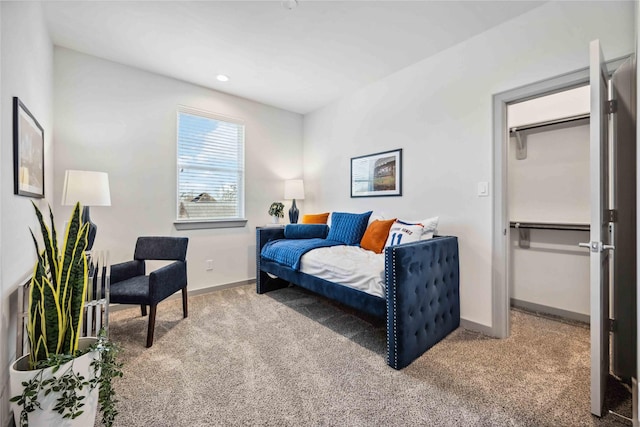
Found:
<box><xmin>61</xmin><ymin>170</ymin><xmax>111</xmax><ymax>250</ymax></box>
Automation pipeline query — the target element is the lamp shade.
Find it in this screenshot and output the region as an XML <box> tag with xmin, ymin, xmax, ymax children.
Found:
<box><xmin>61</xmin><ymin>170</ymin><xmax>111</xmax><ymax>206</ymax></box>
<box><xmin>284</xmin><ymin>179</ymin><xmax>305</xmax><ymax>200</ymax></box>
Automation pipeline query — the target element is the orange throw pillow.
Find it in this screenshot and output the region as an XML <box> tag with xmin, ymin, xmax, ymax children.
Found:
<box><xmin>360</xmin><ymin>219</ymin><xmax>396</xmax><ymax>254</ymax></box>
<box><xmin>301</xmin><ymin>212</ymin><xmax>330</xmax><ymax>224</ymax></box>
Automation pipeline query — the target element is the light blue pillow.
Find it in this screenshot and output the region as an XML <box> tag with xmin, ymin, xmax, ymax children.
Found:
<box><xmin>326</xmin><ymin>211</ymin><xmax>373</xmax><ymax>245</ymax></box>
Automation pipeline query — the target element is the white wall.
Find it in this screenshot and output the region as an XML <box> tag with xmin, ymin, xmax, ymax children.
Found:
<box><xmin>303</xmin><ymin>1</ymin><xmax>634</xmax><ymax>328</ymax></box>
<box><xmin>0</xmin><ymin>2</ymin><xmax>53</xmax><ymax>425</ymax></box>
<box><xmin>510</xmin><ymin>229</ymin><xmax>590</xmax><ymax>316</ymax></box>
<box><xmin>508</xmin><ymin>123</ymin><xmax>590</xmax><ymax>224</ymax></box>
<box><xmin>53</xmin><ymin>48</ymin><xmax>303</xmax><ymax>293</ymax></box>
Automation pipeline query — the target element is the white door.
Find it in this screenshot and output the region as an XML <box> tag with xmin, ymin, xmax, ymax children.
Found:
<box><xmin>586</xmin><ymin>39</ymin><xmax>613</xmax><ymax>417</ymax></box>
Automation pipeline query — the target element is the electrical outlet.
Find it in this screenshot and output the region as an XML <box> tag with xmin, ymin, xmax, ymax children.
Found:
<box><xmin>206</xmin><ymin>260</ymin><xmax>213</xmax><ymax>271</ymax></box>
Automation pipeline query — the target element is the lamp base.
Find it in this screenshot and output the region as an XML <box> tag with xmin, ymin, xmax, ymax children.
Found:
<box><xmin>289</xmin><ymin>199</ymin><xmax>299</xmax><ymax>224</ymax></box>
<box><xmin>82</xmin><ymin>206</ymin><xmax>97</xmax><ymax>251</ymax></box>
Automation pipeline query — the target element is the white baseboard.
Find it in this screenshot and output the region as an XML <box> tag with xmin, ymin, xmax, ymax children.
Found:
<box><xmin>510</xmin><ymin>298</ymin><xmax>589</xmax><ymax>324</ymax></box>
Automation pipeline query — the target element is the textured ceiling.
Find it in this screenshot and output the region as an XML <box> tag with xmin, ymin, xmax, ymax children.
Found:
<box><xmin>43</xmin><ymin>1</ymin><xmax>545</xmax><ymax>114</ymax></box>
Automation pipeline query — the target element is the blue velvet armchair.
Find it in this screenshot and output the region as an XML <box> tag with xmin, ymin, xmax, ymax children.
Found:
<box><xmin>110</xmin><ymin>237</ymin><xmax>189</xmax><ymax>347</ymax></box>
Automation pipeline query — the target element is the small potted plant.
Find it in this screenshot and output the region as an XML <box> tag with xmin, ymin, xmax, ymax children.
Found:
<box><xmin>9</xmin><ymin>202</ymin><xmax>122</xmax><ymax>427</ymax></box>
<box><xmin>268</xmin><ymin>202</ymin><xmax>285</xmax><ymax>224</ymax></box>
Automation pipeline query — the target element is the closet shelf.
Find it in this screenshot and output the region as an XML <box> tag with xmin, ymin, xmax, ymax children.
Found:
<box><xmin>510</xmin><ymin>221</ymin><xmax>590</xmax><ymax>232</ymax></box>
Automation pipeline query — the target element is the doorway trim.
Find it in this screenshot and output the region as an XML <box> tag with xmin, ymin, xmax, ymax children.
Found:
<box><xmin>491</xmin><ymin>57</ymin><xmax>629</xmax><ymax>339</ymax></box>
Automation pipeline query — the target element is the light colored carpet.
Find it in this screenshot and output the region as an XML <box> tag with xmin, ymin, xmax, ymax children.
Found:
<box><xmin>104</xmin><ymin>284</ymin><xmax>630</xmax><ymax>426</ymax></box>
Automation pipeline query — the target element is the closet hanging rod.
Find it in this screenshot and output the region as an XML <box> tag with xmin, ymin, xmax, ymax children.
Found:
<box><xmin>509</xmin><ymin>113</ymin><xmax>590</xmax><ymax>134</ymax></box>
<box><xmin>509</xmin><ymin>221</ymin><xmax>590</xmax><ymax>232</ymax></box>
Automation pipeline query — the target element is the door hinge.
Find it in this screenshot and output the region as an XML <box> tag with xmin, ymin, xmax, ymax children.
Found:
<box><xmin>608</xmin><ymin>99</ymin><xmax>618</xmax><ymax>114</ymax></box>
<box><xmin>609</xmin><ymin>318</ymin><xmax>616</xmax><ymax>332</ymax></box>
<box><xmin>606</xmin><ymin>209</ymin><xmax>618</xmax><ymax>223</ymax></box>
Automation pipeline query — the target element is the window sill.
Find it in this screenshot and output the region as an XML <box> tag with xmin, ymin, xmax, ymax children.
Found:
<box><xmin>173</xmin><ymin>219</ymin><xmax>248</xmax><ymax>230</ymax></box>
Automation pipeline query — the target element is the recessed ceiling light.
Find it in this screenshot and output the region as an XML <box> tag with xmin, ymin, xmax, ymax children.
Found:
<box><xmin>281</xmin><ymin>0</ymin><xmax>298</xmax><ymax>10</ymax></box>
<box><xmin>216</xmin><ymin>74</ymin><xmax>229</xmax><ymax>82</ymax></box>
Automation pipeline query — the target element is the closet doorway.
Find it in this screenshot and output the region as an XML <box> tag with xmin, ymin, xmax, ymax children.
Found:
<box><xmin>492</xmin><ymin>42</ymin><xmax>635</xmax><ymax>418</ymax></box>
<box><xmin>507</xmin><ymin>85</ymin><xmax>591</xmax><ymax>324</ymax></box>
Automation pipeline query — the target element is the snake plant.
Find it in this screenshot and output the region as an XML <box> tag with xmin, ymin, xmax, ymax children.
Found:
<box><xmin>27</xmin><ymin>202</ymin><xmax>90</xmax><ymax>368</ymax></box>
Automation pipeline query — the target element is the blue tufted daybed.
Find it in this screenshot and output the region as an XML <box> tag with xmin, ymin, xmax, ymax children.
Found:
<box><xmin>256</xmin><ymin>227</ymin><xmax>460</xmax><ymax>370</ymax></box>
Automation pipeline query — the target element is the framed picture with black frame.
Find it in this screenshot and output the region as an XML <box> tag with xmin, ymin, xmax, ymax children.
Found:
<box><xmin>13</xmin><ymin>97</ymin><xmax>44</xmax><ymax>198</ymax></box>
<box><xmin>350</xmin><ymin>148</ymin><xmax>402</xmax><ymax>198</ymax></box>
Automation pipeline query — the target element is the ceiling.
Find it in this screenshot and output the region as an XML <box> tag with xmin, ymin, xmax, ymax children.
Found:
<box><xmin>43</xmin><ymin>1</ymin><xmax>545</xmax><ymax>114</ymax></box>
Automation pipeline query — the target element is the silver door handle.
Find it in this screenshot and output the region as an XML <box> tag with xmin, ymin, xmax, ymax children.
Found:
<box><xmin>578</xmin><ymin>242</ymin><xmax>615</xmax><ymax>252</ymax></box>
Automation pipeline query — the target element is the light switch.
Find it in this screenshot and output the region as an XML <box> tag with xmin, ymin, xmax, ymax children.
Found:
<box><xmin>477</xmin><ymin>182</ymin><xmax>489</xmax><ymax>197</ymax></box>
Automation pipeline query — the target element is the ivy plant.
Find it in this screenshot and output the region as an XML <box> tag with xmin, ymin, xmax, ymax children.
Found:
<box><xmin>10</xmin><ymin>331</ymin><xmax>123</xmax><ymax>427</ymax></box>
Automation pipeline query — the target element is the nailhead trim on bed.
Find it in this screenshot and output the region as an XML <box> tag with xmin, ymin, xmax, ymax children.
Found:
<box><xmin>386</xmin><ymin>246</ymin><xmax>399</xmax><ymax>369</ymax></box>
<box><xmin>256</xmin><ymin>233</ymin><xmax>262</xmax><ymax>293</ymax></box>
<box><xmin>385</xmin><ymin>249</ymin><xmax>389</xmax><ymax>366</ymax></box>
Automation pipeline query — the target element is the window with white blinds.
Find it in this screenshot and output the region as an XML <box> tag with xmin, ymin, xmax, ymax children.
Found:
<box><xmin>177</xmin><ymin>108</ymin><xmax>245</xmax><ymax>221</ymax></box>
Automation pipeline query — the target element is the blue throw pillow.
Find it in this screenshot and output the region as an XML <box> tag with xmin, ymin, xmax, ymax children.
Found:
<box><xmin>326</xmin><ymin>211</ymin><xmax>373</xmax><ymax>245</ymax></box>
<box><xmin>284</xmin><ymin>224</ymin><xmax>329</xmax><ymax>239</ymax></box>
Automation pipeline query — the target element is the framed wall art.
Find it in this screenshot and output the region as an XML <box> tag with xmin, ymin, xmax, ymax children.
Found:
<box><xmin>13</xmin><ymin>97</ymin><xmax>44</xmax><ymax>198</ymax></box>
<box><xmin>351</xmin><ymin>148</ymin><xmax>402</xmax><ymax>198</ymax></box>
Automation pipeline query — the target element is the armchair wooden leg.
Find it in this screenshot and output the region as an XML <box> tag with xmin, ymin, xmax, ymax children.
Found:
<box><xmin>141</xmin><ymin>305</ymin><xmax>147</xmax><ymax>317</ymax></box>
<box><xmin>182</xmin><ymin>287</ymin><xmax>188</xmax><ymax>318</ymax></box>
<box><xmin>146</xmin><ymin>305</ymin><xmax>157</xmax><ymax>348</ymax></box>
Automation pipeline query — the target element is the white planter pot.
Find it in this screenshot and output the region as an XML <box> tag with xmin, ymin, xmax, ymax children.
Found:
<box><xmin>271</xmin><ymin>215</ymin><xmax>280</xmax><ymax>224</ymax></box>
<box><xmin>10</xmin><ymin>337</ymin><xmax>101</xmax><ymax>427</ymax></box>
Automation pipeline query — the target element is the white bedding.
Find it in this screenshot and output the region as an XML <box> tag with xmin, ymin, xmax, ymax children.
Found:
<box><xmin>299</xmin><ymin>246</ymin><xmax>386</xmax><ymax>298</ymax></box>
